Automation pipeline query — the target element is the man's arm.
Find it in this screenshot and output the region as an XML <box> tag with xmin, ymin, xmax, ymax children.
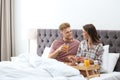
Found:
<box><xmin>48</xmin><ymin>42</ymin><xmax>66</xmax><ymax>58</ymax></box>
<box><xmin>48</xmin><ymin>47</ymin><xmax>61</xmax><ymax>58</ymax></box>
<box><xmin>48</xmin><ymin>39</ymin><xmax>64</xmax><ymax>58</ymax></box>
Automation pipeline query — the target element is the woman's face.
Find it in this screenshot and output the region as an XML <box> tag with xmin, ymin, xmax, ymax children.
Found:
<box><xmin>82</xmin><ymin>29</ymin><xmax>89</xmax><ymax>40</ymax></box>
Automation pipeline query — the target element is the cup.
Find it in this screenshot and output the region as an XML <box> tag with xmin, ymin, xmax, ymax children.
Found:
<box><xmin>64</xmin><ymin>43</ymin><xmax>69</xmax><ymax>53</ymax></box>
<box><xmin>84</xmin><ymin>59</ymin><xmax>90</xmax><ymax>67</ymax></box>
<box><xmin>94</xmin><ymin>60</ymin><xmax>98</xmax><ymax>65</ymax></box>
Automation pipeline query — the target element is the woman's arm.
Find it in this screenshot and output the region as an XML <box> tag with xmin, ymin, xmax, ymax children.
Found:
<box><xmin>95</xmin><ymin>44</ymin><xmax>104</xmax><ymax>65</ymax></box>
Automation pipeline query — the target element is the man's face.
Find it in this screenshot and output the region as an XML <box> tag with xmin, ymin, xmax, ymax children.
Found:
<box><xmin>61</xmin><ymin>27</ymin><xmax>73</xmax><ymax>40</ymax></box>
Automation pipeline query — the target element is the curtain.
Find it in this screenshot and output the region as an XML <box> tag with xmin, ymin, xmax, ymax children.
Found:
<box><xmin>0</xmin><ymin>0</ymin><xmax>15</xmax><ymax>61</ymax></box>
<box><xmin>0</xmin><ymin>0</ymin><xmax>1</xmax><ymax>60</ymax></box>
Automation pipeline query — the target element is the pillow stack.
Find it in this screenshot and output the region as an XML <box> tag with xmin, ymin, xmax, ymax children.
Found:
<box><xmin>101</xmin><ymin>45</ymin><xmax>120</xmax><ymax>73</ymax></box>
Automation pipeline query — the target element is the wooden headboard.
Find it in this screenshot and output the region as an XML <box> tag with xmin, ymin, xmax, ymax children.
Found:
<box><xmin>37</xmin><ymin>29</ymin><xmax>120</xmax><ymax>71</ymax></box>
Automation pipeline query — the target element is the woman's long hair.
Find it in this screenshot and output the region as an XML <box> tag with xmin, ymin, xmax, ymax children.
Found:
<box><xmin>83</xmin><ymin>24</ymin><xmax>100</xmax><ymax>44</ymax></box>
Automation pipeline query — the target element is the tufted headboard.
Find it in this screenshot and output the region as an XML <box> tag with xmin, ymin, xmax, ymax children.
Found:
<box><xmin>37</xmin><ymin>29</ymin><xmax>120</xmax><ymax>71</ymax></box>
<box><xmin>37</xmin><ymin>29</ymin><xmax>120</xmax><ymax>56</ymax></box>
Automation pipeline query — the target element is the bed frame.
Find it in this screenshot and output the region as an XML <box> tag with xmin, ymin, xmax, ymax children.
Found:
<box><xmin>37</xmin><ymin>29</ymin><xmax>120</xmax><ymax>71</ymax></box>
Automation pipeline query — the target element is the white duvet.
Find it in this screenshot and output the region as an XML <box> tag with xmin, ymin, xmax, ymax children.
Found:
<box><xmin>0</xmin><ymin>53</ymin><xmax>85</xmax><ymax>80</ymax></box>
<box><xmin>1</xmin><ymin>53</ymin><xmax>120</xmax><ymax>80</ymax></box>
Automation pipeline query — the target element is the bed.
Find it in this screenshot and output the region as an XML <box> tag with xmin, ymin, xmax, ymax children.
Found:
<box><xmin>0</xmin><ymin>29</ymin><xmax>120</xmax><ymax>80</ymax></box>
<box><xmin>37</xmin><ymin>29</ymin><xmax>120</xmax><ymax>80</ymax></box>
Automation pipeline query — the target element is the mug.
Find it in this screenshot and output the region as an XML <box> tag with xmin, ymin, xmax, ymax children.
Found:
<box><xmin>94</xmin><ymin>60</ymin><xmax>98</xmax><ymax>65</ymax></box>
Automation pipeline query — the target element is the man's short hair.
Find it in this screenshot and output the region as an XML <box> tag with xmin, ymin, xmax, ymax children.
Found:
<box><xmin>59</xmin><ymin>23</ymin><xmax>70</xmax><ymax>31</ymax></box>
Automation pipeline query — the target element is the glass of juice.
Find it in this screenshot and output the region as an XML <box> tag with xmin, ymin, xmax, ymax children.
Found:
<box><xmin>64</xmin><ymin>43</ymin><xmax>69</xmax><ymax>54</ymax></box>
<box><xmin>84</xmin><ymin>59</ymin><xmax>90</xmax><ymax>67</ymax></box>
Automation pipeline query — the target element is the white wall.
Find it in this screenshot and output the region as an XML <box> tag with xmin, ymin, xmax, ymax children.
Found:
<box><xmin>14</xmin><ymin>0</ymin><xmax>120</xmax><ymax>55</ymax></box>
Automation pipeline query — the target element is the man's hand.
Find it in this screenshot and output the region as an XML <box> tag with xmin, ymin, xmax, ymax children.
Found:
<box><xmin>67</xmin><ymin>55</ymin><xmax>77</xmax><ymax>62</ymax></box>
<box><xmin>66</xmin><ymin>55</ymin><xmax>77</xmax><ymax>66</ymax></box>
<box><xmin>56</xmin><ymin>44</ymin><xmax>69</xmax><ymax>53</ymax></box>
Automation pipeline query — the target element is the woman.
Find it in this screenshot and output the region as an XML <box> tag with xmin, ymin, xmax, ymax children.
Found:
<box><xmin>76</xmin><ymin>24</ymin><xmax>104</xmax><ymax>65</ymax></box>
<box><xmin>68</xmin><ymin>24</ymin><xmax>104</xmax><ymax>77</ymax></box>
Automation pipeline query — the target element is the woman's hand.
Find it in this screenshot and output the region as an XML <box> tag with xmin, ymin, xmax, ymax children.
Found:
<box><xmin>76</xmin><ymin>57</ymin><xmax>84</xmax><ymax>63</ymax></box>
<box><xmin>89</xmin><ymin>59</ymin><xmax>94</xmax><ymax>64</ymax></box>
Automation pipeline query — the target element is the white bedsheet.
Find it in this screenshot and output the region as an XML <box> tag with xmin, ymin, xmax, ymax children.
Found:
<box><xmin>0</xmin><ymin>53</ymin><xmax>85</xmax><ymax>80</ymax></box>
<box><xmin>90</xmin><ymin>72</ymin><xmax>120</xmax><ymax>80</ymax></box>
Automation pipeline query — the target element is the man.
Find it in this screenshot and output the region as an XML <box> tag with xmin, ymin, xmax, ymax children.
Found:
<box><xmin>48</xmin><ymin>22</ymin><xmax>80</xmax><ymax>62</ymax></box>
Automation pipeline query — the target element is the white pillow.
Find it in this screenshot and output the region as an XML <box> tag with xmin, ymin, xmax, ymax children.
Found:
<box><xmin>107</xmin><ymin>53</ymin><xmax>120</xmax><ymax>73</ymax></box>
<box><xmin>101</xmin><ymin>45</ymin><xmax>109</xmax><ymax>73</ymax></box>
<box><xmin>101</xmin><ymin>45</ymin><xmax>120</xmax><ymax>73</ymax></box>
<box><xmin>103</xmin><ymin>45</ymin><xmax>109</xmax><ymax>53</ymax></box>
<box><xmin>41</xmin><ymin>47</ymin><xmax>50</xmax><ymax>58</ymax></box>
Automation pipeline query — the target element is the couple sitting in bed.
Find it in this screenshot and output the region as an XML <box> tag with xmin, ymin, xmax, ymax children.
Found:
<box><xmin>48</xmin><ymin>22</ymin><xmax>104</xmax><ymax>76</ymax></box>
